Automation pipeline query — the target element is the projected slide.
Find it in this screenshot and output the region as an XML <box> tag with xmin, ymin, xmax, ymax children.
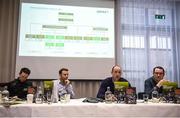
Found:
<box><xmin>19</xmin><ymin>3</ymin><xmax>114</xmax><ymax>58</ymax></box>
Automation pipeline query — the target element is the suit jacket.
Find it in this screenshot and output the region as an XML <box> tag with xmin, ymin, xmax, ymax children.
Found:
<box><xmin>97</xmin><ymin>77</ymin><xmax>131</xmax><ymax>99</ymax></box>
<box><xmin>144</xmin><ymin>76</ymin><xmax>163</xmax><ymax>97</ymax></box>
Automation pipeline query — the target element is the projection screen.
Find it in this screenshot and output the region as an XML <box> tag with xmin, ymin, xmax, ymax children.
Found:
<box><xmin>16</xmin><ymin>0</ymin><xmax>115</xmax><ymax>80</ymax></box>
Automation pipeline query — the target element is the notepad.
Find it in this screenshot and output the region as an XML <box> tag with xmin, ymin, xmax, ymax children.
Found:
<box><xmin>162</xmin><ymin>81</ymin><xmax>178</xmax><ymax>90</ymax></box>
<box><xmin>114</xmin><ymin>82</ymin><xmax>129</xmax><ymax>89</ymax></box>
<box><xmin>44</xmin><ymin>81</ymin><xmax>53</xmax><ymax>90</ymax></box>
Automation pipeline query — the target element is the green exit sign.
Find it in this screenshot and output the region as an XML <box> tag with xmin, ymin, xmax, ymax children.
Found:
<box><xmin>155</xmin><ymin>14</ymin><xmax>165</xmax><ymax>19</ymax></box>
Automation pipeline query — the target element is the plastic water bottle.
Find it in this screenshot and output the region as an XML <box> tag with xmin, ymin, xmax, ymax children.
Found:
<box><xmin>2</xmin><ymin>86</ymin><xmax>9</xmax><ymax>103</ymax></box>
<box><xmin>105</xmin><ymin>86</ymin><xmax>112</xmax><ymax>104</ymax></box>
<box><xmin>151</xmin><ymin>87</ymin><xmax>159</xmax><ymax>103</ymax></box>
<box><xmin>35</xmin><ymin>86</ymin><xmax>43</xmax><ymax>104</ymax></box>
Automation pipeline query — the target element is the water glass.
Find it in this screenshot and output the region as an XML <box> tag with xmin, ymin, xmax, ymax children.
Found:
<box><xmin>60</xmin><ymin>94</ymin><xmax>70</xmax><ymax>103</ymax></box>
<box><xmin>27</xmin><ymin>94</ymin><xmax>34</xmax><ymax>104</ymax></box>
<box><xmin>46</xmin><ymin>92</ymin><xmax>52</xmax><ymax>104</ymax></box>
<box><xmin>143</xmin><ymin>94</ymin><xmax>149</xmax><ymax>103</ymax></box>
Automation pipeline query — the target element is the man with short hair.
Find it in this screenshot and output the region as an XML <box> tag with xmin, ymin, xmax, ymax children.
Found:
<box><xmin>52</xmin><ymin>68</ymin><xmax>75</xmax><ymax>101</ymax></box>
<box><xmin>8</xmin><ymin>67</ymin><xmax>34</xmax><ymax>99</ymax></box>
<box><xmin>144</xmin><ymin>66</ymin><xmax>168</xmax><ymax>96</ymax></box>
<box><xmin>97</xmin><ymin>65</ymin><xmax>131</xmax><ymax>99</ymax></box>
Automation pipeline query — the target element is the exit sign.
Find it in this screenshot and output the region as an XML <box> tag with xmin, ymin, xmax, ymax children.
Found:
<box><xmin>155</xmin><ymin>14</ymin><xmax>165</xmax><ymax>19</ymax></box>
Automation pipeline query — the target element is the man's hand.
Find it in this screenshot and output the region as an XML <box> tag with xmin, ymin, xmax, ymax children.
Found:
<box><xmin>64</xmin><ymin>80</ymin><xmax>70</xmax><ymax>85</ymax></box>
<box><xmin>28</xmin><ymin>87</ymin><xmax>35</xmax><ymax>94</ymax></box>
<box><xmin>157</xmin><ymin>79</ymin><xmax>169</xmax><ymax>88</ymax></box>
<box><xmin>111</xmin><ymin>94</ymin><xmax>117</xmax><ymax>102</ymax></box>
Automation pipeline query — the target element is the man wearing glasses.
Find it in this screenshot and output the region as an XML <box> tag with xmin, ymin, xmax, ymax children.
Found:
<box><xmin>144</xmin><ymin>66</ymin><xmax>169</xmax><ymax>96</ymax></box>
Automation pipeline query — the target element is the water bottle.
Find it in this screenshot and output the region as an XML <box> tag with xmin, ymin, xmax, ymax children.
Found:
<box><xmin>35</xmin><ymin>86</ymin><xmax>43</xmax><ymax>104</ymax></box>
<box><xmin>105</xmin><ymin>86</ymin><xmax>112</xmax><ymax>104</ymax></box>
<box><xmin>2</xmin><ymin>86</ymin><xmax>9</xmax><ymax>103</ymax></box>
<box><xmin>151</xmin><ymin>87</ymin><xmax>159</xmax><ymax>103</ymax></box>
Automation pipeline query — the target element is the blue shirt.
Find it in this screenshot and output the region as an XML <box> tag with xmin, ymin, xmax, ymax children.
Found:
<box><xmin>52</xmin><ymin>80</ymin><xmax>75</xmax><ymax>101</ymax></box>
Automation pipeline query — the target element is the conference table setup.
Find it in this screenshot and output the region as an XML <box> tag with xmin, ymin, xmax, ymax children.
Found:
<box><xmin>0</xmin><ymin>98</ymin><xmax>180</xmax><ymax>117</ymax></box>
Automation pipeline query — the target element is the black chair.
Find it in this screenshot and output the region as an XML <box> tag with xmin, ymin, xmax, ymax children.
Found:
<box><xmin>138</xmin><ymin>92</ymin><xmax>145</xmax><ymax>99</ymax></box>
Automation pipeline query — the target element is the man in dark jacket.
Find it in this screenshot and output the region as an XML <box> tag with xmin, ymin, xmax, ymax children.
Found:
<box><xmin>8</xmin><ymin>67</ymin><xmax>34</xmax><ymax>99</ymax></box>
<box><xmin>144</xmin><ymin>66</ymin><xmax>169</xmax><ymax>96</ymax></box>
<box><xmin>97</xmin><ymin>65</ymin><xmax>131</xmax><ymax>99</ymax></box>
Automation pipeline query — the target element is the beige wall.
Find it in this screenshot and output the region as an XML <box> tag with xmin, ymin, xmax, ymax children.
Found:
<box><xmin>71</xmin><ymin>80</ymin><xmax>101</xmax><ymax>98</ymax></box>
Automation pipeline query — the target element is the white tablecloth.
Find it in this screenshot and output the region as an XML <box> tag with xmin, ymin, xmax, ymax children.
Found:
<box><xmin>0</xmin><ymin>99</ymin><xmax>180</xmax><ymax>117</ymax></box>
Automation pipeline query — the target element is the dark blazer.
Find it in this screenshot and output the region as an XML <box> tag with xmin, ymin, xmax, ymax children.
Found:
<box><xmin>97</xmin><ymin>77</ymin><xmax>131</xmax><ymax>99</ymax></box>
<box><xmin>144</xmin><ymin>76</ymin><xmax>163</xmax><ymax>96</ymax></box>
